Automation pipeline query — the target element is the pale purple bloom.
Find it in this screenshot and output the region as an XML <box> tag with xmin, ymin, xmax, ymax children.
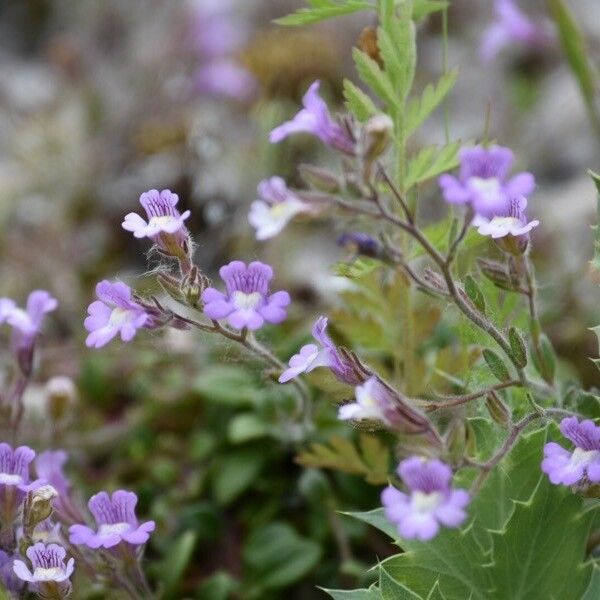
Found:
<box><xmin>472</xmin><ymin>195</ymin><xmax>539</xmax><ymax>239</ymax></box>
<box><xmin>382</xmin><ymin>457</ymin><xmax>469</xmax><ymax>541</ymax></box>
<box><xmin>13</xmin><ymin>543</ymin><xmax>74</xmax><ymax>585</ymax></box>
<box><xmin>249</xmin><ymin>177</ymin><xmax>311</xmax><ymax>240</ymax></box>
<box><xmin>279</xmin><ymin>316</ymin><xmax>366</xmax><ymax>385</ymax></box>
<box><xmin>202</xmin><ymin>261</ymin><xmax>290</xmax><ymax>330</ymax></box>
<box><xmin>84</xmin><ymin>281</ymin><xmax>155</xmax><ymax>348</ymax></box>
<box><xmin>195</xmin><ymin>60</ymin><xmax>256</xmax><ymax>101</ymax></box>
<box><xmin>69</xmin><ymin>490</ymin><xmax>155</xmax><ymax>549</ymax></box>
<box><xmin>270</xmin><ymin>81</ymin><xmax>355</xmax><ymax>154</ymax></box>
<box><xmin>0</xmin><ymin>443</ymin><xmax>40</xmax><ymax>492</ymax></box>
<box><xmin>122</xmin><ymin>189</ymin><xmax>190</xmax><ymax>253</ymax></box>
<box><xmin>481</xmin><ymin>0</ymin><xmax>551</xmax><ymax>62</ymax></box>
<box><xmin>0</xmin><ymin>291</ymin><xmax>58</xmax><ymax>372</ymax></box>
<box><xmin>542</xmin><ymin>417</ymin><xmax>600</xmax><ymax>486</ymax></box>
<box><xmin>439</xmin><ymin>145</ymin><xmax>535</xmax><ymax>219</ymax></box>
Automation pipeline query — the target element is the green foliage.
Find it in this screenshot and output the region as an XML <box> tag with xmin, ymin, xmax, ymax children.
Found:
<box><xmin>405</xmin><ymin>141</ymin><xmax>461</xmax><ymax>190</ymax></box>
<box><xmin>274</xmin><ymin>0</ymin><xmax>373</xmax><ymax>26</ymax></box>
<box><xmin>297</xmin><ymin>433</ymin><xmax>391</xmax><ymax>484</ymax></box>
<box><xmin>508</xmin><ymin>327</ymin><xmax>528</xmax><ymax>368</ymax></box>
<box><xmin>406</xmin><ymin>70</ymin><xmax>458</xmax><ymax>136</ymax></box>
<box><xmin>158</xmin><ymin>531</ymin><xmax>197</xmax><ymax>598</ymax></box>
<box><xmin>464</xmin><ymin>275</ymin><xmax>486</xmax><ymax>314</ymax></box>
<box><xmin>590</xmin><ymin>170</ymin><xmax>600</xmax><ymax>272</ymax></box>
<box><xmin>482</xmin><ymin>348</ymin><xmax>511</xmax><ymax>382</ymax></box>
<box><xmin>242</xmin><ymin>522</ymin><xmax>322</xmax><ymax>596</ymax></box>
<box><xmin>530</xmin><ymin>334</ymin><xmax>557</xmax><ymax>384</ymax></box>
<box><xmin>353</xmin><ymin>48</ymin><xmax>400</xmax><ymax>110</ymax></box>
<box><xmin>344</xmin><ymin>80</ymin><xmax>379</xmax><ymax>122</ymax></box>
<box><xmin>344</xmin><ymin>426</ymin><xmax>600</xmax><ymax>598</ymax></box>
<box><xmin>322</xmin><ymin>587</ymin><xmax>382</xmax><ymax>599</ymax></box>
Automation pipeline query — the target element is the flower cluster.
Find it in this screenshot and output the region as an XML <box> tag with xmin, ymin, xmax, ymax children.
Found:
<box><xmin>439</xmin><ymin>144</ymin><xmax>538</xmax><ymax>243</ymax></box>
<box><xmin>382</xmin><ymin>457</ymin><xmax>470</xmax><ymax>541</ymax></box>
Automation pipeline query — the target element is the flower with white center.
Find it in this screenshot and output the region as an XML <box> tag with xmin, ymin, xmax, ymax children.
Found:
<box><xmin>542</xmin><ymin>417</ymin><xmax>600</xmax><ymax>486</ymax></box>
<box><xmin>249</xmin><ymin>177</ymin><xmax>311</xmax><ymax>241</ymax></box>
<box><xmin>84</xmin><ymin>281</ymin><xmax>156</xmax><ymax>348</ymax></box>
<box><xmin>122</xmin><ymin>189</ymin><xmax>191</xmax><ymax>256</ymax></box>
<box><xmin>69</xmin><ymin>490</ymin><xmax>155</xmax><ymax>549</ymax></box>
<box><xmin>381</xmin><ymin>457</ymin><xmax>469</xmax><ymax>541</ymax></box>
<box><xmin>202</xmin><ymin>261</ymin><xmax>290</xmax><ymax>330</ymax></box>
<box><xmin>13</xmin><ymin>543</ymin><xmax>74</xmax><ymax>593</ymax></box>
<box><xmin>339</xmin><ymin>376</ymin><xmax>389</xmax><ymax>422</ymax></box>
<box><xmin>472</xmin><ymin>195</ymin><xmax>538</xmax><ymax>239</ymax></box>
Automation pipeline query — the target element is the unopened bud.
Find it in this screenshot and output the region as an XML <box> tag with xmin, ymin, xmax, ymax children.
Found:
<box><xmin>496</xmin><ymin>234</ymin><xmax>529</xmax><ymax>256</ymax></box>
<box><xmin>423</xmin><ymin>268</ymin><xmax>448</xmax><ymax>293</ymax></box>
<box><xmin>46</xmin><ymin>377</ymin><xmax>76</xmax><ymax>422</ymax></box>
<box><xmin>23</xmin><ymin>485</ymin><xmax>58</xmax><ymax>534</ymax></box>
<box><xmin>157</xmin><ymin>272</ymin><xmax>185</xmax><ymax>303</ymax></box>
<box><xmin>485</xmin><ymin>391</ymin><xmax>511</xmax><ymax>427</ymax></box>
<box><xmin>446</xmin><ymin>419</ymin><xmax>467</xmax><ymax>464</ymax></box>
<box><xmin>337</xmin><ymin>232</ymin><xmax>383</xmax><ymax>258</ymax></box>
<box><xmin>362</xmin><ymin>114</ymin><xmax>394</xmax><ymax>163</ymax></box>
<box><xmin>298</xmin><ymin>164</ymin><xmax>340</xmax><ymax>193</ymax></box>
<box><xmin>477</xmin><ymin>259</ymin><xmax>516</xmax><ymax>292</ymax></box>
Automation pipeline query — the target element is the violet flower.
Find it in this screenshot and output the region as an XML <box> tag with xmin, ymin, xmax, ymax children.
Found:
<box><xmin>382</xmin><ymin>457</ymin><xmax>470</xmax><ymax>541</ymax></box>
<box><xmin>248</xmin><ymin>177</ymin><xmax>311</xmax><ymax>241</ymax></box>
<box><xmin>339</xmin><ymin>376</ymin><xmax>434</xmax><ymax>436</ymax></box>
<box><xmin>0</xmin><ymin>443</ymin><xmax>40</xmax><ymax>493</ymax></box>
<box><xmin>84</xmin><ymin>281</ymin><xmax>156</xmax><ymax>348</ymax></box>
<box><xmin>122</xmin><ymin>189</ymin><xmax>191</xmax><ymax>256</ymax></box>
<box><xmin>0</xmin><ymin>551</ymin><xmax>24</xmax><ymax>593</ymax></box>
<box><xmin>0</xmin><ymin>291</ymin><xmax>58</xmax><ymax>374</ymax></box>
<box><xmin>202</xmin><ymin>261</ymin><xmax>290</xmax><ymax>330</ymax></box>
<box><xmin>69</xmin><ymin>490</ymin><xmax>155</xmax><ymax>549</ymax></box>
<box><xmin>481</xmin><ymin>0</ymin><xmax>551</xmax><ymax>62</ymax></box>
<box><xmin>472</xmin><ymin>195</ymin><xmax>539</xmax><ymax>239</ymax></box>
<box><xmin>13</xmin><ymin>543</ymin><xmax>74</xmax><ymax>597</ymax></box>
<box><xmin>438</xmin><ymin>145</ymin><xmax>535</xmax><ymax>219</ymax></box>
<box><xmin>279</xmin><ymin>316</ymin><xmax>366</xmax><ymax>385</ymax></box>
<box><xmin>270</xmin><ymin>81</ymin><xmax>355</xmax><ymax>154</ymax></box>
<box><xmin>542</xmin><ymin>417</ymin><xmax>600</xmax><ymax>486</ymax></box>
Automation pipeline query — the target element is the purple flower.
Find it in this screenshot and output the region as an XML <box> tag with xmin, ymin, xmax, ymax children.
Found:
<box><xmin>69</xmin><ymin>490</ymin><xmax>155</xmax><ymax>549</ymax></box>
<box><xmin>35</xmin><ymin>451</ymin><xmax>81</xmax><ymax>522</ymax></box>
<box><xmin>542</xmin><ymin>417</ymin><xmax>600</xmax><ymax>486</ymax></box>
<box><xmin>337</xmin><ymin>232</ymin><xmax>383</xmax><ymax>258</ymax></box>
<box><xmin>122</xmin><ymin>189</ymin><xmax>191</xmax><ymax>255</ymax></box>
<box><xmin>382</xmin><ymin>457</ymin><xmax>470</xmax><ymax>541</ymax></box>
<box><xmin>0</xmin><ymin>551</ymin><xmax>24</xmax><ymax>593</ymax></box>
<box><xmin>195</xmin><ymin>60</ymin><xmax>256</xmax><ymax>101</ymax></box>
<box><xmin>279</xmin><ymin>316</ymin><xmax>367</xmax><ymax>385</ymax></box>
<box><xmin>0</xmin><ymin>291</ymin><xmax>58</xmax><ymax>373</ymax></box>
<box><xmin>472</xmin><ymin>195</ymin><xmax>539</xmax><ymax>239</ymax></box>
<box><xmin>249</xmin><ymin>177</ymin><xmax>311</xmax><ymax>240</ymax></box>
<box><xmin>0</xmin><ymin>443</ymin><xmax>40</xmax><ymax>492</ymax></box>
<box><xmin>84</xmin><ymin>281</ymin><xmax>155</xmax><ymax>348</ymax></box>
<box><xmin>481</xmin><ymin>0</ymin><xmax>551</xmax><ymax>62</ymax></box>
<box><xmin>13</xmin><ymin>543</ymin><xmax>74</xmax><ymax>583</ymax></box>
<box><xmin>269</xmin><ymin>81</ymin><xmax>355</xmax><ymax>154</ymax></box>
<box><xmin>439</xmin><ymin>145</ymin><xmax>535</xmax><ymax>219</ymax></box>
<box><xmin>202</xmin><ymin>261</ymin><xmax>290</xmax><ymax>330</ymax></box>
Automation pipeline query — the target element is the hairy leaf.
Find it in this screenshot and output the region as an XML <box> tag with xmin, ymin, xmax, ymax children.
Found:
<box><xmin>353</xmin><ymin>48</ymin><xmax>400</xmax><ymax>108</ymax></box>
<box><xmin>344</xmin><ymin>80</ymin><xmax>379</xmax><ymax>121</ymax></box>
<box><xmin>405</xmin><ymin>141</ymin><xmax>462</xmax><ymax>189</ymax></box>
<box><xmin>275</xmin><ymin>0</ymin><xmax>372</xmax><ymax>26</ymax></box>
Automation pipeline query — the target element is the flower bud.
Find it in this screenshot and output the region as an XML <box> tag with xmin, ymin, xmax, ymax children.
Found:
<box><xmin>337</xmin><ymin>232</ymin><xmax>383</xmax><ymax>259</ymax></box>
<box><xmin>485</xmin><ymin>391</ymin><xmax>511</xmax><ymax>427</ymax></box>
<box><xmin>46</xmin><ymin>377</ymin><xmax>77</xmax><ymax>422</ymax></box>
<box><xmin>446</xmin><ymin>419</ymin><xmax>467</xmax><ymax>464</ymax></box>
<box><xmin>477</xmin><ymin>259</ymin><xmax>516</xmax><ymax>292</ymax></box>
<box><xmin>23</xmin><ymin>485</ymin><xmax>58</xmax><ymax>535</ymax></box>
<box><xmin>362</xmin><ymin>114</ymin><xmax>394</xmax><ymax>164</ymax></box>
<box><xmin>298</xmin><ymin>164</ymin><xmax>340</xmax><ymax>193</ymax></box>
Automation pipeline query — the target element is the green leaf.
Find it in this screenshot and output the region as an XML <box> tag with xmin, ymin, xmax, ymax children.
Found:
<box><xmin>380</xmin><ymin>564</ymin><xmax>421</xmax><ymax>599</ymax></box>
<box><xmin>344</xmin><ymin>80</ymin><xmax>379</xmax><ymax>121</ymax></box>
<box><xmin>582</xmin><ymin>567</ymin><xmax>600</xmax><ymax>600</ymax></box>
<box><xmin>343</xmin><ymin>508</ymin><xmax>399</xmax><ymax>540</ymax></box>
<box><xmin>547</xmin><ymin>0</ymin><xmax>599</xmax><ymax>128</ymax></box>
<box><xmin>463</xmin><ymin>275</ymin><xmax>486</xmax><ymax>314</ymax></box>
<box><xmin>159</xmin><ymin>531</ymin><xmax>197</xmax><ymax>598</ymax></box>
<box><xmin>508</xmin><ymin>327</ymin><xmax>527</xmax><ymax>368</ymax></box>
<box><xmin>193</xmin><ymin>366</ymin><xmax>263</xmax><ymax>407</ymax></box>
<box><xmin>530</xmin><ymin>334</ymin><xmax>556</xmax><ymax>384</ymax></box>
<box><xmin>227</xmin><ymin>413</ymin><xmax>269</xmax><ymax>444</ymax></box>
<box><xmin>590</xmin><ymin>170</ymin><xmax>600</xmax><ymax>271</ymax></box>
<box><xmin>405</xmin><ymin>141</ymin><xmax>462</xmax><ymax>189</ymax></box>
<box><xmin>321</xmin><ymin>586</ymin><xmax>382</xmax><ymax>599</ymax></box>
<box><xmin>353</xmin><ymin>48</ymin><xmax>400</xmax><ymax>108</ymax></box>
<box><xmin>482</xmin><ymin>349</ymin><xmax>511</xmax><ymax>382</ymax></box>
<box><xmin>297</xmin><ymin>434</ymin><xmax>390</xmax><ymax>484</ymax></box>
<box><xmin>197</xmin><ymin>571</ymin><xmax>239</xmax><ymax>600</ymax></box>
<box><xmin>425</xmin><ymin>581</ymin><xmax>447</xmax><ymax>600</ymax></box>
<box><xmin>274</xmin><ymin>0</ymin><xmax>372</xmax><ymax>26</ymax></box>
<box><xmin>212</xmin><ymin>449</ymin><xmax>266</xmax><ymax>505</ymax></box>
<box><xmin>406</xmin><ymin>70</ymin><xmax>458</xmax><ymax>136</ymax></box>
<box><xmin>243</xmin><ymin>522</ymin><xmax>322</xmax><ymax>590</ymax></box>
<box><xmin>485</xmin><ymin>476</ymin><xmax>596</xmax><ymax>599</ymax></box>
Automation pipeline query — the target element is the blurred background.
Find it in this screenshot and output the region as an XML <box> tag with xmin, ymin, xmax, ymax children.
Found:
<box><xmin>1</xmin><ymin>0</ymin><xmax>600</xmax><ymax>597</ymax></box>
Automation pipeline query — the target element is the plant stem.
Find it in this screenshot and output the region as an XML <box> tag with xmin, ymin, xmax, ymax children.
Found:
<box><xmin>426</xmin><ymin>379</ymin><xmax>522</xmax><ymax>411</ymax></box>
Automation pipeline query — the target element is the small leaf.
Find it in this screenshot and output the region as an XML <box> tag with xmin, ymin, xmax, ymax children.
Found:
<box><xmin>321</xmin><ymin>586</ymin><xmax>382</xmax><ymax>599</ymax></box>
<box><xmin>274</xmin><ymin>0</ymin><xmax>372</xmax><ymax>26</ymax></box>
<box><xmin>380</xmin><ymin>565</ymin><xmax>421</xmax><ymax>599</ymax></box>
<box><xmin>482</xmin><ymin>349</ymin><xmax>511</xmax><ymax>382</ymax></box>
<box><xmin>530</xmin><ymin>334</ymin><xmax>556</xmax><ymax>384</ymax></box>
<box><xmin>343</xmin><ymin>508</ymin><xmax>399</xmax><ymax>540</ymax></box>
<box><xmin>353</xmin><ymin>48</ymin><xmax>399</xmax><ymax>108</ymax></box>
<box><xmin>406</xmin><ymin>70</ymin><xmax>458</xmax><ymax>136</ymax></box>
<box><xmin>589</xmin><ymin>170</ymin><xmax>600</xmax><ymax>272</ymax></box>
<box><xmin>405</xmin><ymin>141</ymin><xmax>462</xmax><ymax>189</ymax></box>
<box><xmin>463</xmin><ymin>275</ymin><xmax>486</xmax><ymax>314</ymax></box>
<box><xmin>212</xmin><ymin>449</ymin><xmax>266</xmax><ymax>505</ymax></box>
<box><xmin>159</xmin><ymin>531</ymin><xmax>197</xmax><ymax>598</ymax></box>
<box><xmin>344</xmin><ymin>80</ymin><xmax>379</xmax><ymax>121</ymax></box>
<box><xmin>508</xmin><ymin>327</ymin><xmax>528</xmax><ymax>368</ymax></box>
